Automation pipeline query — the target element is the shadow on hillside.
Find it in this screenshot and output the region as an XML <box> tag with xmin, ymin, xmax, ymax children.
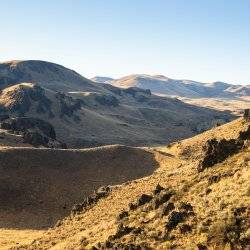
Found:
<box><xmin>0</xmin><ymin>145</ymin><xmax>159</xmax><ymax>230</ymax></box>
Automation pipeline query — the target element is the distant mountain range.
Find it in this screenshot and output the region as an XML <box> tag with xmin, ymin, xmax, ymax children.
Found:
<box><xmin>0</xmin><ymin>60</ymin><xmax>234</xmax><ymax>148</ymax></box>
<box><xmin>91</xmin><ymin>74</ymin><xmax>250</xmax><ymax>98</ymax></box>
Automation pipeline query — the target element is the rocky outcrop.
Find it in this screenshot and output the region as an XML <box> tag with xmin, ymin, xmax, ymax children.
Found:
<box><xmin>0</xmin><ymin>117</ymin><xmax>66</xmax><ymax>148</ymax></box>
<box><xmin>71</xmin><ymin>186</ymin><xmax>112</xmax><ymax>215</ymax></box>
<box><xmin>243</xmin><ymin>109</ymin><xmax>250</xmax><ymax>120</ymax></box>
<box><xmin>197</xmin><ymin>139</ymin><xmax>244</xmax><ymax>172</ymax></box>
<box><xmin>55</xmin><ymin>92</ymin><xmax>84</xmax><ymax>120</ymax></box>
<box><xmin>123</xmin><ymin>87</ymin><xmax>151</xmax><ymax>97</ymax></box>
<box><xmin>1</xmin><ymin>117</ymin><xmax>56</xmax><ymax>139</ymax></box>
<box><xmin>198</xmin><ymin>122</ymin><xmax>250</xmax><ymax>172</ymax></box>
<box><xmin>0</xmin><ymin>83</ymin><xmax>52</xmax><ymax>116</ymax></box>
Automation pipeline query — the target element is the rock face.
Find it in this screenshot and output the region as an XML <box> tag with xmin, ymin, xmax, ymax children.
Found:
<box><xmin>0</xmin><ymin>83</ymin><xmax>52</xmax><ymax>116</ymax></box>
<box><xmin>123</xmin><ymin>87</ymin><xmax>151</xmax><ymax>97</ymax></box>
<box><xmin>55</xmin><ymin>92</ymin><xmax>84</xmax><ymax>119</ymax></box>
<box><xmin>1</xmin><ymin>117</ymin><xmax>56</xmax><ymax>138</ymax></box>
<box><xmin>198</xmin><ymin>123</ymin><xmax>250</xmax><ymax>172</ymax></box>
<box><xmin>0</xmin><ymin>117</ymin><xmax>66</xmax><ymax>148</ymax></box>
<box><xmin>197</xmin><ymin>139</ymin><xmax>244</xmax><ymax>172</ymax></box>
<box><xmin>243</xmin><ymin>109</ymin><xmax>250</xmax><ymax>120</ymax></box>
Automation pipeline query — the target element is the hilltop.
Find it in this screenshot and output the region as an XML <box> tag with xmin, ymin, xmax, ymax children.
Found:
<box><xmin>93</xmin><ymin>74</ymin><xmax>250</xmax><ymax>99</ymax></box>
<box><xmin>6</xmin><ymin>117</ymin><xmax>249</xmax><ymax>250</ymax></box>
<box><xmin>92</xmin><ymin>74</ymin><xmax>250</xmax><ymax>115</ymax></box>
<box><xmin>0</xmin><ymin>60</ymin><xmax>103</xmax><ymax>93</ymax></box>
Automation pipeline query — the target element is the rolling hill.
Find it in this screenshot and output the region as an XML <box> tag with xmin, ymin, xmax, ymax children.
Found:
<box><xmin>92</xmin><ymin>74</ymin><xmax>250</xmax><ymax>116</ymax></box>
<box><xmin>0</xmin><ymin>61</ymin><xmax>234</xmax><ymax>148</ymax></box>
<box><xmin>92</xmin><ymin>74</ymin><xmax>250</xmax><ymax>98</ymax></box>
<box><xmin>3</xmin><ymin>117</ymin><xmax>248</xmax><ymax>250</ymax></box>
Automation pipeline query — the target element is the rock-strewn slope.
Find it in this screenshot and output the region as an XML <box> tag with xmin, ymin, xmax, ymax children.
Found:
<box><xmin>14</xmin><ymin>118</ymin><xmax>249</xmax><ymax>250</ymax></box>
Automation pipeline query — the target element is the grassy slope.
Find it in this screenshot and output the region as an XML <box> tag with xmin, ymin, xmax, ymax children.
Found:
<box><xmin>12</xmin><ymin>118</ymin><xmax>249</xmax><ymax>250</ymax></box>
<box><xmin>0</xmin><ymin>60</ymin><xmax>235</xmax><ymax>148</ymax></box>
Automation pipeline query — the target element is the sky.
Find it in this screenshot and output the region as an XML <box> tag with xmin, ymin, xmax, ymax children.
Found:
<box><xmin>1</xmin><ymin>0</ymin><xmax>250</xmax><ymax>84</ymax></box>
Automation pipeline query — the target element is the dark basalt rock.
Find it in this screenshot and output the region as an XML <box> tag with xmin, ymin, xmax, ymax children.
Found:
<box><xmin>208</xmin><ymin>175</ymin><xmax>221</xmax><ymax>185</ymax></box>
<box><xmin>153</xmin><ymin>184</ymin><xmax>165</xmax><ymax>195</ymax></box>
<box><xmin>95</xmin><ymin>242</ymin><xmax>151</xmax><ymax>250</ymax></box>
<box><xmin>197</xmin><ymin>138</ymin><xmax>244</xmax><ymax>172</ymax></box>
<box><xmin>129</xmin><ymin>194</ymin><xmax>153</xmax><ymax>210</ymax></box>
<box><xmin>1</xmin><ymin>117</ymin><xmax>56</xmax><ymax>139</ymax></box>
<box><xmin>117</xmin><ymin>210</ymin><xmax>129</xmax><ymax>220</ymax></box>
<box><xmin>112</xmin><ymin>223</ymin><xmax>134</xmax><ymax>239</ymax></box>
<box><xmin>197</xmin><ymin>243</ymin><xmax>208</xmax><ymax>250</ymax></box>
<box><xmin>233</xmin><ymin>206</ymin><xmax>247</xmax><ymax>216</ymax></box>
<box><xmin>135</xmin><ymin>94</ymin><xmax>149</xmax><ymax>103</ymax></box>
<box><xmin>71</xmin><ymin>186</ymin><xmax>111</xmax><ymax>215</ymax></box>
<box><xmin>239</xmin><ymin>124</ymin><xmax>250</xmax><ymax>140</ymax></box>
<box><xmin>243</xmin><ymin>109</ymin><xmax>250</xmax><ymax>120</ymax></box>
<box><xmin>152</xmin><ymin>190</ymin><xmax>174</xmax><ymax>209</ymax></box>
<box><xmin>179</xmin><ymin>224</ymin><xmax>192</xmax><ymax>233</ymax></box>
<box><xmin>161</xmin><ymin>202</ymin><xmax>175</xmax><ymax>217</ymax></box>
<box><xmin>136</xmin><ymin>194</ymin><xmax>153</xmax><ymax>206</ymax></box>
<box><xmin>166</xmin><ymin>211</ymin><xmax>185</xmax><ymax>230</ymax></box>
<box><xmin>179</xmin><ymin>202</ymin><xmax>193</xmax><ymax>212</ymax></box>
<box><xmin>0</xmin><ymin>116</ymin><xmax>67</xmax><ymax>148</ymax></box>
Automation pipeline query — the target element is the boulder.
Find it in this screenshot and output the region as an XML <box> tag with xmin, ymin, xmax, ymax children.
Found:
<box><xmin>161</xmin><ymin>202</ymin><xmax>175</xmax><ymax>217</ymax></box>
<box><xmin>153</xmin><ymin>184</ymin><xmax>165</xmax><ymax>195</ymax></box>
<box><xmin>166</xmin><ymin>211</ymin><xmax>185</xmax><ymax>230</ymax></box>
<box><xmin>152</xmin><ymin>190</ymin><xmax>173</xmax><ymax>209</ymax></box>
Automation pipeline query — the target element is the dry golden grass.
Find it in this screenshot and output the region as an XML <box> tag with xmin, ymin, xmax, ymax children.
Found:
<box><xmin>180</xmin><ymin>96</ymin><xmax>250</xmax><ymax>116</ymax></box>
<box><xmin>0</xmin><ymin>229</ymin><xmax>44</xmax><ymax>250</ymax></box>
<box><xmin>4</xmin><ymin>118</ymin><xmax>248</xmax><ymax>250</ymax></box>
<box><xmin>0</xmin><ymin>80</ymin><xmax>234</xmax><ymax>148</ymax></box>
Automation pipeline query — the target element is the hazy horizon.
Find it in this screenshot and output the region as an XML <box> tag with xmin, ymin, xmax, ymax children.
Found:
<box><xmin>1</xmin><ymin>0</ymin><xmax>250</xmax><ymax>85</ymax></box>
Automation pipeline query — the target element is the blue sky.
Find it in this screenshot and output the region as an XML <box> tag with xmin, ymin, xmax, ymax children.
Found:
<box><xmin>1</xmin><ymin>0</ymin><xmax>250</xmax><ymax>84</ymax></box>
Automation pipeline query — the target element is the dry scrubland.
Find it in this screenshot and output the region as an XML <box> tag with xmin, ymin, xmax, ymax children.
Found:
<box><xmin>0</xmin><ymin>61</ymin><xmax>234</xmax><ymax>148</ymax></box>
<box><xmin>0</xmin><ymin>118</ymin><xmax>248</xmax><ymax>249</ymax></box>
<box><xmin>179</xmin><ymin>96</ymin><xmax>250</xmax><ymax>116</ymax></box>
<box><xmin>93</xmin><ymin>74</ymin><xmax>250</xmax><ymax>117</ymax></box>
<box><xmin>0</xmin><ymin>60</ymin><xmax>249</xmax><ymax>249</ymax></box>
